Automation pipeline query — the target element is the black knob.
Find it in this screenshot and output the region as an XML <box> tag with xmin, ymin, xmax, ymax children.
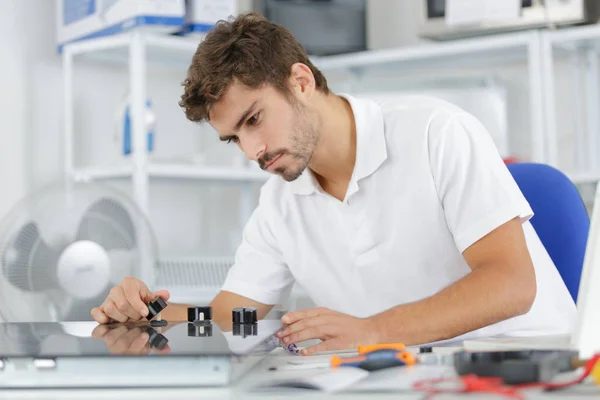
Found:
<box><xmin>188</xmin><ymin>322</ymin><xmax>213</xmax><ymax>337</ymax></box>
<box><xmin>188</xmin><ymin>306</ymin><xmax>212</xmax><ymax>322</ymax></box>
<box><xmin>232</xmin><ymin>307</ymin><xmax>245</xmax><ymax>324</ymax></box>
<box><xmin>146</xmin><ymin>297</ymin><xmax>168</xmax><ymax>320</ymax></box>
<box><xmin>145</xmin><ymin>327</ymin><xmax>168</xmax><ymax>350</ymax></box>
<box><xmin>233</xmin><ymin>323</ymin><xmax>242</xmax><ymax>336</ymax></box>
<box><xmin>243</xmin><ymin>323</ymin><xmax>258</xmax><ymax>337</ymax></box>
<box><xmin>243</xmin><ymin>307</ymin><xmax>258</xmax><ymax>324</ymax></box>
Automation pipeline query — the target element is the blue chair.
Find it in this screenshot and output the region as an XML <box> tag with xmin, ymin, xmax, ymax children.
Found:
<box><xmin>506</xmin><ymin>162</ymin><xmax>590</xmax><ymax>302</ymax></box>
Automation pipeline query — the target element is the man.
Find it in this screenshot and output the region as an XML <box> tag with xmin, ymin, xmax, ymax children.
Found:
<box><xmin>92</xmin><ymin>12</ymin><xmax>576</xmax><ymax>355</ymax></box>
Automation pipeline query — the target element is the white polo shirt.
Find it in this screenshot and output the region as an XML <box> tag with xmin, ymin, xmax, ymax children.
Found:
<box><xmin>221</xmin><ymin>94</ymin><xmax>577</xmax><ymax>340</ymax></box>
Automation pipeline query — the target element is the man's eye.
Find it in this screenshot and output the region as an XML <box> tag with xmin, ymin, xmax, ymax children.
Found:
<box><xmin>247</xmin><ymin>112</ymin><xmax>260</xmax><ymax>126</ymax></box>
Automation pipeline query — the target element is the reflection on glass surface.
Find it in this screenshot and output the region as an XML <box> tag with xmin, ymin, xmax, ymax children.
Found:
<box><xmin>0</xmin><ymin>320</ymin><xmax>283</xmax><ymax>358</ymax></box>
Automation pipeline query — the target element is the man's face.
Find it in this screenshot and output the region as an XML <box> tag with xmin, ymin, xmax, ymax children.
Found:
<box><xmin>209</xmin><ymin>81</ymin><xmax>319</xmax><ymax>182</ymax></box>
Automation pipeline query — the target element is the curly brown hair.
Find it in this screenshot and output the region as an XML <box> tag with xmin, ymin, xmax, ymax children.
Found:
<box><xmin>179</xmin><ymin>12</ymin><xmax>329</xmax><ymax>123</ymax></box>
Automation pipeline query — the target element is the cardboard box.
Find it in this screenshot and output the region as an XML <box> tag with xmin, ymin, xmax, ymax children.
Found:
<box><xmin>182</xmin><ymin>0</ymin><xmax>237</xmax><ymax>35</ymax></box>
<box><xmin>57</xmin><ymin>0</ymin><xmax>186</xmax><ymax>51</ymax></box>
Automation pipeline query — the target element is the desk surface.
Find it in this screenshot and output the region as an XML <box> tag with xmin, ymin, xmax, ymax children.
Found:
<box><xmin>0</xmin><ymin>348</ymin><xmax>597</xmax><ymax>399</ymax></box>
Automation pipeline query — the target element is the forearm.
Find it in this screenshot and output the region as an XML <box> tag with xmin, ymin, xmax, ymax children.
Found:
<box><xmin>161</xmin><ymin>303</ymin><xmax>195</xmax><ymax>321</ymax></box>
<box><xmin>370</xmin><ymin>262</ymin><xmax>536</xmax><ymax>345</ymax></box>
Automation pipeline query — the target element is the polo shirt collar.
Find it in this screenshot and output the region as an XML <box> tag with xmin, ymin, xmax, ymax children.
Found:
<box><xmin>290</xmin><ymin>94</ymin><xmax>388</xmax><ymax>196</ymax></box>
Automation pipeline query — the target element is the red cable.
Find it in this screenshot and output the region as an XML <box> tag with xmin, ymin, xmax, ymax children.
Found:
<box><xmin>534</xmin><ymin>354</ymin><xmax>599</xmax><ymax>391</ymax></box>
<box><xmin>413</xmin><ymin>354</ymin><xmax>600</xmax><ymax>399</ymax></box>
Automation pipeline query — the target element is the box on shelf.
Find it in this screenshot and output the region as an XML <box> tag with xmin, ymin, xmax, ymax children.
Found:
<box><xmin>57</xmin><ymin>0</ymin><xmax>186</xmax><ymax>52</ymax></box>
<box><xmin>180</xmin><ymin>0</ymin><xmax>237</xmax><ymax>36</ymax></box>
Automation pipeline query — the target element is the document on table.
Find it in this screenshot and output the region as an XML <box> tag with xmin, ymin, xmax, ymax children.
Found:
<box><xmin>252</xmin><ymin>368</ymin><xmax>369</xmax><ymax>393</ymax></box>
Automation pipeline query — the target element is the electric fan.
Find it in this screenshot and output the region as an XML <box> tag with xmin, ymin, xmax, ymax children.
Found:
<box><xmin>0</xmin><ymin>181</ymin><xmax>158</xmax><ymax>322</ymax></box>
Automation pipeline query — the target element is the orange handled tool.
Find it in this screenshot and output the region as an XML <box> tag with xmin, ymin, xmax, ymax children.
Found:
<box><xmin>358</xmin><ymin>343</ymin><xmax>406</xmax><ymax>354</ymax></box>
<box><xmin>332</xmin><ymin>346</ymin><xmax>416</xmax><ymax>372</ymax></box>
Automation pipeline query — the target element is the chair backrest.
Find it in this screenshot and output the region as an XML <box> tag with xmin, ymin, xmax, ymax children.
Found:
<box><xmin>506</xmin><ymin>163</ymin><xmax>590</xmax><ymax>302</ymax></box>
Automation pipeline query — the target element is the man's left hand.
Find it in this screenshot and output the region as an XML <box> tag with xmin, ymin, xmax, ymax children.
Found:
<box><xmin>277</xmin><ymin>307</ymin><xmax>380</xmax><ymax>355</ymax></box>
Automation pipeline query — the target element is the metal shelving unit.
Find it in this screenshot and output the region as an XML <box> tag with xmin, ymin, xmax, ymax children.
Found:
<box><xmin>62</xmin><ymin>31</ymin><xmax>269</xmax><ymax>303</ymax></box>
<box><xmin>63</xmin><ymin>29</ymin><xmax>554</xmax><ymax>229</ymax></box>
<box><xmin>62</xmin><ymin>31</ymin><xmax>269</xmax><ymax>217</ymax></box>
<box><xmin>62</xmin><ymin>26</ymin><xmax>600</xmax><ymax>301</ymax></box>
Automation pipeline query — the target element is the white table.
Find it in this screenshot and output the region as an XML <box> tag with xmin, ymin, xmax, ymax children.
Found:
<box><xmin>0</xmin><ymin>348</ymin><xmax>597</xmax><ymax>399</ymax></box>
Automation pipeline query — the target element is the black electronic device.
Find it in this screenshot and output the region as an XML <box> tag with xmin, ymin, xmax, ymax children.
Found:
<box><xmin>453</xmin><ymin>350</ymin><xmax>578</xmax><ymax>385</ymax></box>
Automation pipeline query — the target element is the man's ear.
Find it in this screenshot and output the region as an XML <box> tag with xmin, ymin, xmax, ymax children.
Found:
<box><xmin>289</xmin><ymin>63</ymin><xmax>315</xmax><ymax>100</ymax></box>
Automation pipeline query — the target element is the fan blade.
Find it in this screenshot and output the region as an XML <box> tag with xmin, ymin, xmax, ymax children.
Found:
<box><xmin>76</xmin><ymin>197</ymin><xmax>137</xmax><ymax>251</ymax></box>
<box><xmin>62</xmin><ymin>290</ymin><xmax>109</xmax><ymax>322</ymax></box>
<box><xmin>2</xmin><ymin>222</ymin><xmax>63</xmax><ymax>292</ymax></box>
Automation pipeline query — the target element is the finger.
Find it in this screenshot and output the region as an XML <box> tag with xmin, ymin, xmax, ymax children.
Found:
<box><xmin>109</xmin><ymin>286</ymin><xmax>140</xmax><ymax>321</ymax></box>
<box><xmin>91</xmin><ymin>324</ymin><xmax>110</xmax><ymax>339</ymax></box>
<box><xmin>281</xmin><ymin>324</ymin><xmax>332</xmax><ymax>345</ymax></box>
<box><xmin>122</xmin><ymin>279</ymin><xmax>151</xmax><ymax>318</ymax></box>
<box><xmin>303</xmin><ymin>339</ymin><xmax>345</xmax><ymax>356</ymax></box>
<box><xmin>129</xmin><ymin>332</ymin><xmax>150</xmax><ymax>355</ymax></box>
<box><xmin>151</xmin><ymin>290</ymin><xmax>170</xmax><ymax>302</ymax></box>
<box><xmin>91</xmin><ymin>307</ymin><xmax>111</xmax><ymax>324</ymax></box>
<box><xmin>282</xmin><ymin>307</ymin><xmax>336</xmax><ymax>325</ymax></box>
<box><xmin>277</xmin><ymin>315</ymin><xmax>325</xmax><ymax>339</ymax></box>
<box><xmin>103</xmin><ymin>325</ymin><xmax>130</xmax><ymax>348</ymax></box>
<box><xmin>152</xmin><ymin>344</ymin><xmax>171</xmax><ymax>355</ymax></box>
<box><xmin>112</xmin><ymin>328</ymin><xmax>144</xmax><ymax>354</ymax></box>
<box><xmin>102</xmin><ymin>299</ymin><xmax>129</xmax><ymax>323</ymax></box>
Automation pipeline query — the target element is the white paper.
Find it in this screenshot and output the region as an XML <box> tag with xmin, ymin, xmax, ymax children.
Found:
<box><xmin>257</xmin><ymin>368</ymin><xmax>369</xmax><ymax>393</ymax></box>
<box><xmin>463</xmin><ymin>333</ymin><xmax>574</xmax><ymax>352</ymax></box>
<box><xmin>446</xmin><ymin>0</ymin><xmax>521</xmax><ymax>26</ymax></box>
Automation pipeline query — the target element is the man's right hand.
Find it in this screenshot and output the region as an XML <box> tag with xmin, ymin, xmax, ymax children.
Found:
<box><xmin>91</xmin><ymin>277</ymin><xmax>170</xmax><ymax>324</ymax></box>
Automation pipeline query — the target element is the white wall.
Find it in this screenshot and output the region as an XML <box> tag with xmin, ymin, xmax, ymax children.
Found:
<box><xmin>0</xmin><ymin>1</ymin><xmax>31</xmax><ymax>225</ymax></box>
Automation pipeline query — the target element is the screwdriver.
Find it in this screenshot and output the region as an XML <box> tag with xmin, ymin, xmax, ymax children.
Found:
<box><xmin>331</xmin><ymin>344</ymin><xmax>416</xmax><ymax>372</ymax></box>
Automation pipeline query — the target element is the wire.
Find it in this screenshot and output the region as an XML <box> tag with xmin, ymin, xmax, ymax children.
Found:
<box><xmin>534</xmin><ymin>354</ymin><xmax>600</xmax><ymax>391</ymax></box>
<box><xmin>413</xmin><ymin>354</ymin><xmax>600</xmax><ymax>399</ymax></box>
<box><xmin>414</xmin><ymin>374</ymin><xmax>524</xmax><ymax>399</ymax></box>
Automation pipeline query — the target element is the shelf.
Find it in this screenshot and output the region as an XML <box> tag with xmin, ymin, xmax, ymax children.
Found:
<box><xmin>312</xmin><ymin>30</ymin><xmax>536</xmax><ymax>73</ymax></box>
<box><xmin>64</xmin><ymin>31</ymin><xmax>203</xmax><ymax>69</ymax></box>
<box><xmin>72</xmin><ymin>163</ymin><xmax>269</xmax><ymax>183</ymax></box>
<box><xmin>546</xmin><ymin>24</ymin><xmax>600</xmax><ymax>51</ymax></box>
<box><xmin>64</xmin><ymin>29</ymin><xmax>537</xmax><ymax>73</ymax></box>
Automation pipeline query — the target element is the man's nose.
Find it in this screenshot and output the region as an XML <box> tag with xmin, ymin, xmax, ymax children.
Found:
<box><xmin>244</xmin><ymin>137</ymin><xmax>266</xmax><ymax>161</ymax></box>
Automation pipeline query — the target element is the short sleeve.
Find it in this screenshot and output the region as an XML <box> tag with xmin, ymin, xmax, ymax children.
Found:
<box><xmin>220</xmin><ymin>187</ymin><xmax>295</xmax><ymax>305</ymax></box>
<box><xmin>427</xmin><ymin>110</ymin><xmax>533</xmax><ymax>254</ymax></box>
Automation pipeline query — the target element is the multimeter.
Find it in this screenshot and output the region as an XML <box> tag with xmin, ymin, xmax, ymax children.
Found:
<box><xmin>453</xmin><ymin>350</ymin><xmax>578</xmax><ymax>385</ymax></box>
